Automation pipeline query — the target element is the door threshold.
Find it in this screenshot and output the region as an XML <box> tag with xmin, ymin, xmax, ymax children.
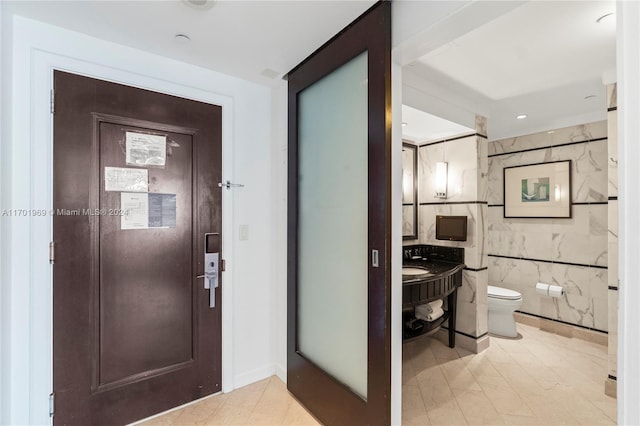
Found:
<box><xmin>129</xmin><ymin>391</ymin><xmax>224</xmax><ymax>425</ymax></box>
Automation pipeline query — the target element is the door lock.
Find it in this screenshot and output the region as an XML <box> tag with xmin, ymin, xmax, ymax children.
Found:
<box><xmin>197</xmin><ymin>233</ymin><xmax>220</xmax><ymax>308</ymax></box>
<box><xmin>204</xmin><ymin>252</ymin><xmax>219</xmax><ymax>291</ymax></box>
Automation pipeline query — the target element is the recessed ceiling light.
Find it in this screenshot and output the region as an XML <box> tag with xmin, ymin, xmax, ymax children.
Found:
<box><xmin>596</xmin><ymin>12</ymin><xmax>615</xmax><ymax>24</ymax></box>
<box><xmin>174</xmin><ymin>34</ymin><xmax>191</xmax><ymax>44</ymax></box>
<box><xmin>516</xmin><ymin>114</ymin><xmax>527</xmax><ymax>120</ymax></box>
<box><xmin>260</xmin><ymin>68</ymin><xmax>280</xmax><ymax>79</ymax></box>
<box><xmin>182</xmin><ymin>0</ymin><xmax>215</xmax><ymax>10</ymax></box>
<box><xmin>402</xmin><ymin>122</ymin><xmax>408</xmax><ymax>127</ymax></box>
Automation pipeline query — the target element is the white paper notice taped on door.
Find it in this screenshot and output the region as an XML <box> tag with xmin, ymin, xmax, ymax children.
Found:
<box><xmin>105</xmin><ymin>167</ymin><xmax>148</xmax><ymax>192</ymax></box>
<box><xmin>126</xmin><ymin>131</ymin><xmax>167</xmax><ymax>167</ymax></box>
<box><xmin>121</xmin><ymin>192</ymin><xmax>149</xmax><ymax>230</ymax></box>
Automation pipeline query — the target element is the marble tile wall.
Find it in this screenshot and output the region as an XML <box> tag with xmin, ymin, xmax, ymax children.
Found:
<box><xmin>487</xmin><ymin>204</ymin><xmax>608</xmax><ymax>267</ymax></box>
<box><xmin>606</xmin><ymin>83</ymin><xmax>618</xmax><ymax>391</ymax></box>
<box><xmin>488</xmin><ymin>121</ymin><xmax>609</xmax><ymax>333</ymax></box>
<box><xmin>488</xmin><ymin>121</ymin><xmax>607</xmax><ymax>156</ymax></box>
<box><xmin>418</xmin><ymin>203</ymin><xmax>487</xmax><ymax>270</ymax></box>
<box><xmin>418</xmin><ymin>134</ymin><xmax>480</xmax><ymax>203</ymax></box>
<box><xmin>410</xmin><ymin>116</ymin><xmax>489</xmax><ymax>345</ymax></box>
<box><xmin>488</xmin><ymin>131</ymin><xmax>608</xmax><ymax>206</ymax></box>
<box><xmin>489</xmin><ymin>257</ymin><xmax>608</xmax><ymax>330</ymax></box>
<box><xmin>454</xmin><ymin>269</ymin><xmax>489</xmax><ymax>339</ymax></box>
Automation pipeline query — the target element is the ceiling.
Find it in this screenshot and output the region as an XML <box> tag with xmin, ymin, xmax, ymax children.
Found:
<box><xmin>3</xmin><ymin>0</ymin><xmax>377</xmax><ymax>86</ymax></box>
<box><xmin>3</xmin><ymin>0</ymin><xmax>617</xmax><ymax>141</ymax></box>
<box><xmin>405</xmin><ymin>0</ymin><xmax>616</xmax><ymax>140</ymax></box>
<box><xmin>419</xmin><ymin>1</ymin><xmax>615</xmax><ymax>101</ymax></box>
<box><xmin>401</xmin><ymin>105</ymin><xmax>473</xmax><ymax>144</ymax></box>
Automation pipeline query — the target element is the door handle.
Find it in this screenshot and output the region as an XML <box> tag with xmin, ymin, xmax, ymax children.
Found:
<box><xmin>198</xmin><ymin>233</ymin><xmax>220</xmax><ymax>308</ymax></box>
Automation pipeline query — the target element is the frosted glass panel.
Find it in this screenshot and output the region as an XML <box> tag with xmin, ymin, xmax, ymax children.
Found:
<box><xmin>298</xmin><ymin>52</ymin><xmax>368</xmax><ymax>399</ymax></box>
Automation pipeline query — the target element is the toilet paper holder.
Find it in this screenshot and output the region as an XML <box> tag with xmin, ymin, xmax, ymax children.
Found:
<box><xmin>536</xmin><ymin>282</ymin><xmax>565</xmax><ymax>298</ymax></box>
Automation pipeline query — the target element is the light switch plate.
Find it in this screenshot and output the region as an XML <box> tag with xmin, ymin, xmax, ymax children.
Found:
<box><xmin>239</xmin><ymin>224</ymin><xmax>249</xmax><ymax>241</ymax></box>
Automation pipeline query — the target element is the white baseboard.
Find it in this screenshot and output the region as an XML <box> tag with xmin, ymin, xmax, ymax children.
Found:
<box><xmin>274</xmin><ymin>363</ymin><xmax>287</xmax><ymax>383</ymax></box>
<box><xmin>233</xmin><ymin>364</ymin><xmax>277</xmax><ymax>390</ymax></box>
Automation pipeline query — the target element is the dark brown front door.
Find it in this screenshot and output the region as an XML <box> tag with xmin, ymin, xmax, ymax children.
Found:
<box><xmin>53</xmin><ymin>70</ymin><xmax>222</xmax><ymax>425</ymax></box>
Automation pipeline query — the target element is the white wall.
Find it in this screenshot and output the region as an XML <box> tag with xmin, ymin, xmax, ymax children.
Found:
<box><xmin>270</xmin><ymin>81</ymin><xmax>288</xmax><ymax>383</ymax></box>
<box><xmin>391</xmin><ymin>61</ymin><xmax>403</xmax><ymax>426</ymax></box>
<box><xmin>0</xmin><ymin>14</ymin><xmax>274</xmax><ymax>425</ymax></box>
<box><xmin>617</xmin><ymin>1</ymin><xmax>640</xmax><ymax>423</ymax></box>
<box><xmin>0</xmin><ymin>1</ymin><xmax>5</xmax><ymax>417</ymax></box>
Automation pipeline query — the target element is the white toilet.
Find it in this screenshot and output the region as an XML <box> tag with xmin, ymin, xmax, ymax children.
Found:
<box><xmin>488</xmin><ymin>285</ymin><xmax>523</xmax><ymax>338</ymax></box>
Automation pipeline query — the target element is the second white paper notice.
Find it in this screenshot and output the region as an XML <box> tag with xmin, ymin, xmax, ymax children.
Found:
<box><xmin>121</xmin><ymin>192</ymin><xmax>149</xmax><ymax>230</ymax></box>
<box><xmin>105</xmin><ymin>167</ymin><xmax>148</xmax><ymax>192</ymax></box>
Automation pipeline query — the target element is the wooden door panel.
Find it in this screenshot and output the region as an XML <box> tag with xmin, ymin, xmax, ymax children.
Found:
<box><xmin>98</xmin><ymin>122</ymin><xmax>194</xmax><ymax>389</ymax></box>
<box><xmin>53</xmin><ymin>71</ymin><xmax>222</xmax><ymax>425</ymax></box>
<box><xmin>286</xmin><ymin>2</ymin><xmax>392</xmax><ymax>425</ymax></box>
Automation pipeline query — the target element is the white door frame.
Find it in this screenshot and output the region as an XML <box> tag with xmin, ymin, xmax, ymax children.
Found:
<box><xmin>4</xmin><ymin>17</ymin><xmax>235</xmax><ymax>425</ymax></box>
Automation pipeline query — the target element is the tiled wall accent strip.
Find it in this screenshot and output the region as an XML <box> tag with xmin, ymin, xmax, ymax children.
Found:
<box><xmin>515</xmin><ymin>310</ymin><xmax>608</xmax><ymax>334</ymax></box>
<box><xmin>608</xmin><ymin>107</ymin><xmax>618</xmax><ymax>112</ymax></box>
<box><xmin>488</xmin><ymin>253</ymin><xmax>608</xmax><ymax>269</ymax></box>
<box><xmin>464</xmin><ymin>266</ymin><xmax>488</xmax><ymax>272</ymax></box>
<box><xmin>609</xmin><ymin>286</ymin><xmax>619</xmax><ymax>291</ymax></box>
<box><xmin>420</xmin><ymin>201</ymin><xmax>488</xmax><ymax>206</ymax></box>
<box><xmin>441</xmin><ymin>326</ymin><xmax>488</xmax><ymax>340</ymax></box>
<box><xmin>488</xmin><ymin>202</ymin><xmax>607</xmax><ymax>207</ymax></box>
<box><xmin>608</xmin><ymin>374</ymin><xmax>617</xmax><ymax>381</ymax></box>
<box><xmin>609</xmin><ymin>196</ymin><xmax>618</xmax><ymax>201</ymax></box>
<box><xmin>488</xmin><ymin>137</ymin><xmax>607</xmax><ymax>158</ymax></box>
<box><xmin>402</xmin><ymin>203</ymin><xmax>414</xmax><ymax>206</ymax></box>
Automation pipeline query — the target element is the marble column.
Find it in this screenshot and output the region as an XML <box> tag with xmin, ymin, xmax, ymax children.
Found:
<box><xmin>413</xmin><ymin>115</ymin><xmax>489</xmax><ymax>353</ymax></box>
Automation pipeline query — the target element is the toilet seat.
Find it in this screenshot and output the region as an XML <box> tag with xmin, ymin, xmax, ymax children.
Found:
<box><xmin>488</xmin><ymin>285</ymin><xmax>521</xmax><ymax>300</ymax></box>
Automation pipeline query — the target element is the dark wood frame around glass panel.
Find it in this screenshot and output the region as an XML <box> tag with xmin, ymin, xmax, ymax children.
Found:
<box><xmin>402</xmin><ymin>142</ymin><xmax>418</xmax><ymax>240</ymax></box>
<box><xmin>286</xmin><ymin>1</ymin><xmax>391</xmax><ymax>425</ymax></box>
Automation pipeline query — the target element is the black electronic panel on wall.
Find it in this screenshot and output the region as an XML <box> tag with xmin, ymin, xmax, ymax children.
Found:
<box><xmin>435</xmin><ymin>215</ymin><xmax>468</xmax><ymax>241</ymax></box>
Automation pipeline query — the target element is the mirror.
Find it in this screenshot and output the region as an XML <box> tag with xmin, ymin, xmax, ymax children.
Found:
<box><xmin>402</xmin><ymin>142</ymin><xmax>418</xmax><ymax>240</ymax></box>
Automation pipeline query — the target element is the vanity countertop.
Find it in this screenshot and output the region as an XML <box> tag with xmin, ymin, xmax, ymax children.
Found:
<box><xmin>402</xmin><ymin>259</ymin><xmax>465</xmax><ymax>285</ymax></box>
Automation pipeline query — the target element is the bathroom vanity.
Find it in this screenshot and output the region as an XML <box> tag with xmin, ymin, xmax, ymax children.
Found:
<box><xmin>402</xmin><ymin>245</ymin><xmax>465</xmax><ymax>347</ymax></box>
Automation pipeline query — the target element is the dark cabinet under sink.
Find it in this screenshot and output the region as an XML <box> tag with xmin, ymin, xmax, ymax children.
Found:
<box><xmin>402</xmin><ymin>245</ymin><xmax>465</xmax><ymax>347</ymax></box>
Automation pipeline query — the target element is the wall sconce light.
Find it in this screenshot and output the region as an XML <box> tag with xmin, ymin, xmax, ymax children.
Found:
<box><xmin>435</xmin><ymin>161</ymin><xmax>448</xmax><ymax>199</ymax></box>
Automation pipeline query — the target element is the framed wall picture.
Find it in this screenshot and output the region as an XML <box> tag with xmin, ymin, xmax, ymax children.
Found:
<box><xmin>504</xmin><ymin>160</ymin><xmax>572</xmax><ymax>218</ymax></box>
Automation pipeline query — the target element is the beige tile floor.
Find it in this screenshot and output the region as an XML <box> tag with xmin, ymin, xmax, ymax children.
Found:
<box><xmin>403</xmin><ymin>323</ymin><xmax>616</xmax><ymax>425</ymax></box>
<box><xmin>139</xmin><ymin>376</ymin><xmax>320</xmax><ymax>426</ymax></box>
<box><xmin>141</xmin><ymin>323</ymin><xmax>616</xmax><ymax>425</ymax></box>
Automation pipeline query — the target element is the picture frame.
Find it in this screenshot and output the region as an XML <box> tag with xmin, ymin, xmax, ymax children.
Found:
<box><xmin>503</xmin><ymin>160</ymin><xmax>572</xmax><ymax>218</ymax></box>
